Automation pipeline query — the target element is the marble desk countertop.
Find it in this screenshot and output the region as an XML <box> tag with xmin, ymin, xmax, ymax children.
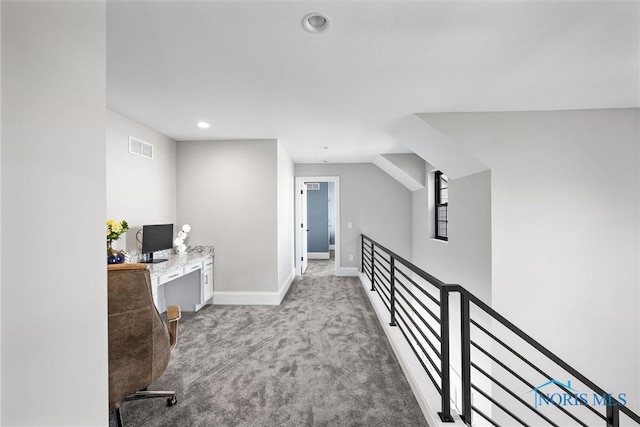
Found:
<box><xmin>144</xmin><ymin>246</ymin><xmax>215</xmax><ymax>278</ymax></box>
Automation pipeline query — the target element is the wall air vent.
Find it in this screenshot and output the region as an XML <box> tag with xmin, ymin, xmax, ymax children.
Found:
<box><xmin>307</xmin><ymin>182</ymin><xmax>320</xmax><ymax>190</ymax></box>
<box><xmin>128</xmin><ymin>136</ymin><xmax>154</xmax><ymax>159</ymax></box>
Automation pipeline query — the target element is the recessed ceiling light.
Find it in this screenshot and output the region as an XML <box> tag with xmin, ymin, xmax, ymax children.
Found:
<box><xmin>302</xmin><ymin>13</ymin><xmax>331</xmax><ymax>34</ymax></box>
<box><xmin>196</xmin><ymin>121</ymin><xmax>210</xmax><ymax>129</ymax></box>
<box><xmin>320</xmin><ymin>146</ymin><xmax>329</xmax><ymax>150</ymax></box>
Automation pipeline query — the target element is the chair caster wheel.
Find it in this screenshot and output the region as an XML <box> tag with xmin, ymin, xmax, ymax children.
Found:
<box><xmin>167</xmin><ymin>396</ymin><xmax>177</xmax><ymax>406</ymax></box>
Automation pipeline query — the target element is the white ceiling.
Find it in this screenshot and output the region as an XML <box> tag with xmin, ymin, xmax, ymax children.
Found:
<box><xmin>106</xmin><ymin>1</ymin><xmax>639</xmax><ymax>164</ymax></box>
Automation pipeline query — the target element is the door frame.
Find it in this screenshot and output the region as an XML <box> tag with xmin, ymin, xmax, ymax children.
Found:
<box><xmin>297</xmin><ymin>179</ymin><xmax>308</xmax><ymax>275</ymax></box>
<box><xmin>295</xmin><ymin>176</ymin><xmax>340</xmax><ymax>276</ymax></box>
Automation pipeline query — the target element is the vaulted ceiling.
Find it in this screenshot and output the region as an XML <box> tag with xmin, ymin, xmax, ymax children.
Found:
<box><xmin>106</xmin><ymin>1</ymin><xmax>639</xmax><ymax>164</ymax></box>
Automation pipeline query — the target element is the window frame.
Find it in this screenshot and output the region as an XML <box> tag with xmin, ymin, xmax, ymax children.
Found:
<box><xmin>434</xmin><ymin>171</ymin><xmax>448</xmax><ymax>241</ymax></box>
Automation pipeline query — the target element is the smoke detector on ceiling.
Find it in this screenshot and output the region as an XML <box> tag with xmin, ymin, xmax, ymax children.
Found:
<box><xmin>302</xmin><ymin>13</ymin><xmax>331</xmax><ymax>34</ymax></box>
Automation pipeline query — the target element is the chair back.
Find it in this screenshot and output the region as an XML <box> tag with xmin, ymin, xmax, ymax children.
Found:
<box><xmin>108</xmin><ymin>264</ymin><xmax>171</xmax><ymax>410</ymax></box>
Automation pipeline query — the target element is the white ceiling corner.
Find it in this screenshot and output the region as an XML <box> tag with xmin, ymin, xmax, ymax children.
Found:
<box><xmin>106</xmin><ymin>1</ymin><xmax>640</xmax><ymax>164</ymax></box>
<box><xmin>374</xmin><ymin>153</ymin><xmax>425</xmax><ymax>192</ymax></box>
<box><xmin>390</xmin><ymin>115</ymin><xmax>489</xmax><ymax>180</ymax></box>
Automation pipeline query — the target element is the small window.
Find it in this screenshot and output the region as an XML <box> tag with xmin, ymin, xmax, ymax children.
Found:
<box><xmin>435</xmin><ymin>171</ymin><xmax>448</xmax><ymax>241</ymax></box>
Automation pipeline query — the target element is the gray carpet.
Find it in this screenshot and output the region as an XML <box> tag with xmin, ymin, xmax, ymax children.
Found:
<box><xmin>118</xmin><ymin>258</ymin><xmax>428</xmax><ymax>426</ymax></box>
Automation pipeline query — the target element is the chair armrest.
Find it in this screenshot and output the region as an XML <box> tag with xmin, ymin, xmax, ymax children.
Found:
<box><xmin>167</xmin><ymin>305</ymin><xmax>181</xmax><ymax>322</ymax></box>
<box><xmin>166</xmin><ymin>305</ymin><xmax>181</xmax><ymax>350</ymax></box>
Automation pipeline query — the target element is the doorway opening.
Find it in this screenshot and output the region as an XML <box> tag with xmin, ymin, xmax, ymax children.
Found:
<box><xmin>295</xmin><ymin>176</ymin><xmax>340</xmax><ymax>276</ymax></box>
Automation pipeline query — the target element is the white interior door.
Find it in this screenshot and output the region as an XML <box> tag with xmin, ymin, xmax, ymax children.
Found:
<box><xmin>296</xmin><ymin>176</ymin><xmax>339</xmax><ymax>276</ymax></box>
<box><xmin>299</xmin><ymin>180</ymin><xmax>308</xmax><ymax>274</ymax></box>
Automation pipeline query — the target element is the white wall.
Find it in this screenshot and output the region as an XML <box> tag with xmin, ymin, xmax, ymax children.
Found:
<box><xmin>411</xmin><ymin>167</ymin><xmax>492</xmax><ymax>419</ymax></box>
<box><xmin>421</xmin><ymin>109</ymin><xmax>640</xmax><ymax>414</ymax></box>
<box><xmin>177</xmin><ymin>139</ymin><xmax>279</xmax><ymax>294</ymax></box>
<box><xmin>106</xmin><ymin>109</ymin><xmax>177</xmax><ymax>251</ymax></box>
<box><xmin>0</xmin><ymin>0</ymin><xmax>3</xmax><ymax>419</ymax></box>
<box><xmin>412</xmin><ymin>169</ymin><xmax>492</xmax><ymax>304</ymax></box>
<box><xmin>295</xmin><ymin>163</ymin><xmax>412</xmax><ymax>269</ymax></box>
<box><xmin>1</xmin><ymin>2</ymin><xmax>107</xmax><ymax>425</ymax></box>
<box><xmin>277</xmin><ymin>142</ymin><xmax>295</xmax><ymax>291</ymax></box>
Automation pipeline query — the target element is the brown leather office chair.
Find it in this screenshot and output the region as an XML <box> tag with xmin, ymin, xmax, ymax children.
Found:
<box><xmin>108</xmin><ymin>263</ymin><xmax>181</xmax><ymax>427</ymax></box>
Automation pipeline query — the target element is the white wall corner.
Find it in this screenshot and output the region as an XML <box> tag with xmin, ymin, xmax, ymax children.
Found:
<box><xmin>279</xmin><ymin>268</ymin><xmax>296</xmax><ymax>303</ymax></box>
<box><xmin>373</xmin><ymin>153</ymin><xmax>425</xmax><ymax>191</ymax></box>
<box><xmin>390</xmin><ymin>114</ymin><xmax>488</xmax><ymax>180</ymax></box>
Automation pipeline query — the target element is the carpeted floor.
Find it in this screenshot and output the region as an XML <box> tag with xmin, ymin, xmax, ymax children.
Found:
<box><xmin>117</xmin><ymin>257</ymin><xmax>428</xmax><ymax>426</ymax></box>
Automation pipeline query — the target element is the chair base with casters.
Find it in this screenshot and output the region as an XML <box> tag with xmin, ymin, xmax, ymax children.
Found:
<box><xmin>125</xmin><ymin>390</ymin><xmax>178</xmax><ymax>406</ymax></box>
<box><xmin>112</xmin><ymin>391</ymin><xmax>178</xmax><ymax>427</ymax></box>
<box><xmin>108</xmin><ymin>263</ymin><xmax>182</xmax><ymax>427</ymax></box>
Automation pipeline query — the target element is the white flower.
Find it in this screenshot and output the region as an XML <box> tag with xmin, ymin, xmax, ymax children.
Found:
<box><xmin>182</xmin><ymin>224</ymin><xmax>191</xmax><ymax>233</ymax></box>
<box><xmin>174</xmin><ymin>237</ymin><xmax>184</xmax><ymax>246</ymax></box>
<box><xmin>177</xmin><ymin>231</ymin><xmax>187</xmax><ymax>239</ymax></box>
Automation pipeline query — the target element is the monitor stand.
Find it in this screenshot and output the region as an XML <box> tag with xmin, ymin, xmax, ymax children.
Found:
<box><xmin>142</xmin><ymin>252</ymin><xmax>168</xmax><ymax>264</ymax></box>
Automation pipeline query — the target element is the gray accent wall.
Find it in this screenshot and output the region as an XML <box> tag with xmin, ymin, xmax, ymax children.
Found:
<box><xmin>1</xmin><ymin>1</ymin><xmax>107</xmax><ymax>424</ymax></box>
<box><xmin>177</xmin><ymin>139</ymin><xmax>280</xmax><ymax>293</ymax></box>
<box><xmin>307</xmin><ymin>182</ymin><xmax>329</xmax><ymax>253</ymax></box>
<box><xmin>295</xmin><ymin>163</ymin><xmax>412</xmax><ymax>269</ymax></box>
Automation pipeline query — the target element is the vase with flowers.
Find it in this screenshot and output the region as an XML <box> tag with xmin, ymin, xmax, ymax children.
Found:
<box><xmin>106</xmin><ymin>219</ymin><xmax>129</xmax><ymax>264</ymax></box>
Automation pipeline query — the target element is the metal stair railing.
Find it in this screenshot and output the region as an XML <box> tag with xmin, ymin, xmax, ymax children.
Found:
<box><xmin>361</xmin><ymin>234</ymin><xmax>640</xmax><ymax>427</ymax></box>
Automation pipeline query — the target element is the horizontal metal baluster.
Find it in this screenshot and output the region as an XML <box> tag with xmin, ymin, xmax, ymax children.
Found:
<box><xmin>471</xmin><ymin>319</ymin><xmax>605</xmax><ymax>423</ymax></box>
<box><xmin>472</xmin><ymin>384</ymin><xmax>530</xmax><ymax>426</ymax></box>
<box><xmin>472</xmin><ymin>406</ymin><xmax>501</xmax><ymax>427</ymax></box>
<box><xmin>472</xmin><ymin>362</ymin><xmax>559</xmax><ymax>426</ymax></box>
<box><xmin>471</xmin><ymin>342</ymin><xmax>589</xmax><ymax>427</ymax></box>
<box><xmin>395</xmin><ymin>296</ymin><xmax>442</xmax><ymax>357</ymax></box>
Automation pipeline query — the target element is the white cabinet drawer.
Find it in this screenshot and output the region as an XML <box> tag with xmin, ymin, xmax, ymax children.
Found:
<box><xmin>159</xmin><ymin>269</ymin><xmax>184</xmax><ymax>285</ymax></box>
<box><xmin>185</xmin><ymin>261</ymin><xmax>202</xmax><ymax>274</ymax></box>
<box><xmin>203</xmin><ymin>256</ymin><xmax>213</xmax><ymax>270</ymax></box>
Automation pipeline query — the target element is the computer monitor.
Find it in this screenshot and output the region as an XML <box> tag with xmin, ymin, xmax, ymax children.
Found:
<box><xmin>142</xmin><ymin>224</ymin><xmax>173</xmax><ymax>263</ymax></box>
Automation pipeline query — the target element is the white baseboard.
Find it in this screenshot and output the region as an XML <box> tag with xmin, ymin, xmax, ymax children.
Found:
<box><xmin>307</xmin><ymin>252</ymin><xmax>330</xmax><ymax>259</ymax></box>
<box><xmin>336</xmin><ymin>267</ymin><xmax>359</xmax><ymax>277</ymax></box>
<box><xmin>212</xmin><ymin>270</ymin><xmax>296</xmax><ymax>306</ymax></box>
<box><xmin>194</xmin><ymin>297</ymin><xmax>213</xmax><ymax>312</ymax></box>
<box><xmin>213</xmin><ymin>291</ymin><xmax>281</xmax><ymax>305</ymax></box>
<box><xmin>358</xmin><ymin>273</ymin><xmax>465</xmax><ymax>427</ymax></box>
